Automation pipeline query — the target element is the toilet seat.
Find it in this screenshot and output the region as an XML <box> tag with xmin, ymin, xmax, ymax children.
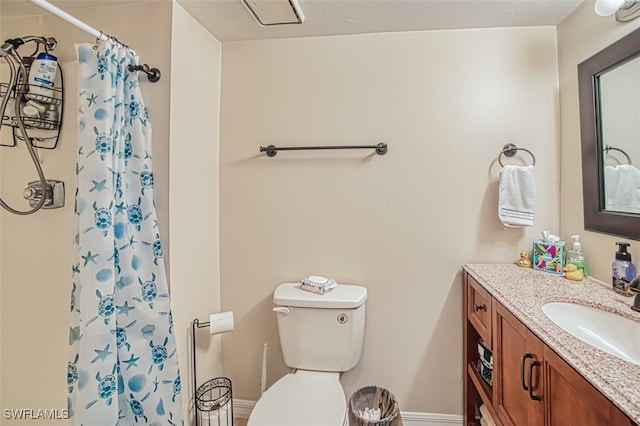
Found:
<box><xmin>248</xmin><ymin>370</ymin><xmax>347</xmax><ymax>426</ymax></box>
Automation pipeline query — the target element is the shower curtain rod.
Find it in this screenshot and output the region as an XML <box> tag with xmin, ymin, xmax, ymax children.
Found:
<box><xmin>29</xmin><ymin>0</ymin><xmax>161</xmax><ymax>82</ymax></box>
<box><xmin>30</xmin><ymin>0</ymin><xmax>108</xmax><ymax>43</ymax></box>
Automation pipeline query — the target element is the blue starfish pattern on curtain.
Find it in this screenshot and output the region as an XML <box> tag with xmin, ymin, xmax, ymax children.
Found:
<box><xmin>68</xmin><ymin>41</ymin><xmax>183</xmax><ymax>426</ymax></box>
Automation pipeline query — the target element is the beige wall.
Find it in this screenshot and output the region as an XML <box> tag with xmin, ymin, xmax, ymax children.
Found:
<box><xmin>169</xmin><ymin>2</ymin><xmax>223</xmax><ymax>422</ymax></box>
<box><xmin>0</xmin><ymin>3</ymin><xmax>173</xmax><ymax>422</ymax></box>
<box><xmin>219</xmin><ymin>27</ymin><xmax>561</xmax><ymax>414</ymax></box>
<box><xmin>558</xmin><ymin>1</ymin><xmax>640</xmax><ymax>282</ymax></box>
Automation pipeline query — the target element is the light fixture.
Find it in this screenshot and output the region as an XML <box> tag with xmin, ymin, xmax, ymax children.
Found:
<box><xmin>241</xmin><ymin>0</ymin><xmax>305</xmax><ymax>26</ymax></box>
<box><xmin>594</xmin><ymin>0</ymin><xmax>640</xmax><ymax>21</ymax></box>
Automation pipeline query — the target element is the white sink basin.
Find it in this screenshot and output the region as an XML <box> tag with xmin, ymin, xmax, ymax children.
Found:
<box><xmin>542</xmin><ymin>302</ymin><xmax>640</xmax><ymax>366</ymax></box>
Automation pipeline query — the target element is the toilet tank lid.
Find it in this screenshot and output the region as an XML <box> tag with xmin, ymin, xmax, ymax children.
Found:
<box><xmin>273</xmin><ymin>283</ymin><xmax>367</xmax><ymax>309</ymax></box>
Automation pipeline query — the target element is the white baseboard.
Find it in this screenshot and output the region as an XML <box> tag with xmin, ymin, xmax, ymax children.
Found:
<box><xmin>401</xmin><ymin>411</ymin><xmax>463</xmax><ymax>425</ymax></box>
<box><xmin>233</xmin><ymin>399</ymin><xmax>256</xmax><ymax>419</ymax></box>
<box><xmin>232</xmin><ymin>399</ymin><xmax>463</xmax><ymax>425</ymax></box>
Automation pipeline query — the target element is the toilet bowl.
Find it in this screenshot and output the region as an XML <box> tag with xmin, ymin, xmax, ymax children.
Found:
<box><xmin>247</xmin><ymin>282</ymin><xmax>367</xmax><ymax>426</ymax></box>
<box><xmin>247</xmin><ymin>370</ymin><xmax>347</xmax><ymax>426</ymax></box>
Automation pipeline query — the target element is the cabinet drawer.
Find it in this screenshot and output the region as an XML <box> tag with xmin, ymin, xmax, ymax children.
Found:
<box><xmin>467</xmin><ymin>274</ymin><xmax>492</xmax><ymax>345</ymax></box>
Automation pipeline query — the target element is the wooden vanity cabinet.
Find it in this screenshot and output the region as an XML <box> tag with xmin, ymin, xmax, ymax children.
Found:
<box><xmin>463</xmin><ymin>271</ymin><xmax>633</xmax><ymax>426</ymax></box>
<box><xmin>464</xmin><ymin>274</ymin><xmax>498</xmax><ymax>426</ymax></box>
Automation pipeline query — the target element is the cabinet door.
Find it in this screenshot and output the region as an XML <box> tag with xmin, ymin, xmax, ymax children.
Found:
<box><xmin>494</xmin><ymin>303</ymin><xmax>544</xmax><ymax>426</ymax></box>
<box><xmin>544</xmin><ymin>345</ymin><xmax>632</xmax><ymax>426</ymax></box>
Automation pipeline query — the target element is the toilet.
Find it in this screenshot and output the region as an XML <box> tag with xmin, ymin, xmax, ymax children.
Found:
<box><xmin>247</xmin><ymin>282</ymin><xmax>368</xmax><ymax>426</ymax></box>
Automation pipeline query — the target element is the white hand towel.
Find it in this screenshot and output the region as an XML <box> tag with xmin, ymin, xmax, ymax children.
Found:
<box><xmin>498</xmin><ymin>165</ymin><xmax>536</xmax><ymax>227</ymax></box>
<box><xmin>605</xmin><ymin>165</ymin><xmax>640</xmax><ymax>214</ymax></box>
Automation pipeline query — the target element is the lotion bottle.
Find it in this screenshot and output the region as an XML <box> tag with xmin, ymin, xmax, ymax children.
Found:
<box><xmin>612</xmin><ymin>242</ymin><xmax>636</xmax><ymax>296</ymax></box>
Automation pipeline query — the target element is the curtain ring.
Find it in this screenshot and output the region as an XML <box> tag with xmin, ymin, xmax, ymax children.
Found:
<box><xmin>93</xmin><ymin>31</ymin><xmax>103</xmax><ymax>50</ymax></box>
<box><xmin>110</xmin><ymin>35</ymin><xmax>127</xmax><ymax>50</ymax></box>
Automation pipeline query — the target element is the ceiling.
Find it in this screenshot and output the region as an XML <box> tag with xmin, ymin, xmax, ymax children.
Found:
<box><xmin>1</xmin><ymin>0</ymin><xmax>584</xmax><ymax>42</ymax></box>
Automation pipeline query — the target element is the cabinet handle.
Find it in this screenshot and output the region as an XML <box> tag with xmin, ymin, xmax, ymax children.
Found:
<box><xmin>528</xmin><ymin>360</ymin><xmax>542</xmax><ymax>401</ymax></box>
<box><xmin>521</xmin><ymin>353</ymin><xmax>533</xmax><ymax>391</ymax></box>
<box><xmin>474</xmin><ymin>303</ymin><xmax>486</xmax><ymax>312</ymax></box>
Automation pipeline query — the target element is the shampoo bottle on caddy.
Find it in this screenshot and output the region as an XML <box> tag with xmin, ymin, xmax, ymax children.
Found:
<box><xmin>28</xmin><ymin>51</ymin><xmax>57</xmax><ymax>98</ymax></box>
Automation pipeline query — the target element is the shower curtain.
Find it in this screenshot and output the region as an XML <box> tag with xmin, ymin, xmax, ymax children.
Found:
<box><xmin>68</xmin><ymin>41</ymin><xmax>183</xmax><ymax>425</ymax></box>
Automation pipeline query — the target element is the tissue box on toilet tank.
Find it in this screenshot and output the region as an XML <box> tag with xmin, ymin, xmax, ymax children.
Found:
<box><xmin>533</xmin><ymin>241</ymin><xmax>566</xmax><ymax>275</ymax></box>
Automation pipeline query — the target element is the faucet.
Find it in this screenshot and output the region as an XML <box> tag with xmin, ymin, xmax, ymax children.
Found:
<box><xmin>630</xmin><ymin>276</ymin><xmax>640</xmax><ymax>312</ymax></box>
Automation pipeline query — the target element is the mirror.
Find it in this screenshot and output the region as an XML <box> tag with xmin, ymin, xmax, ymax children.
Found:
<box><xmin>578</xmin><ymin>27</ymin><xmax>640</xmax><ymax>240</ymax></box>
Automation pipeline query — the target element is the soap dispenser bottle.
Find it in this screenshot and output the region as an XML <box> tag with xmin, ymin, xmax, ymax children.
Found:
<box><xmin>567</xmin><ymin>235</ymin><xmax>588</xmax><ymax>276</ymax></box>
<box><xmin>612</xmin><ymin>242</ymin><xmax>636</xmax><ymax>296</ymax></box>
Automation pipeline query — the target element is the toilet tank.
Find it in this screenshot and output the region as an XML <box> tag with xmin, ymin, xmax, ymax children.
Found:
<box><xmin>273</xmin><ymin>283</ymin><xmax>367</xmax><ymax>372</ymax></box>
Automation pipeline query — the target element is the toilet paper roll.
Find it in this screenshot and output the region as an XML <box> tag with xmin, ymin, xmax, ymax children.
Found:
<box><xmin>209</xmin><ymin>311</ymin><xmax>234</xmax><ymax>335</ymax></box>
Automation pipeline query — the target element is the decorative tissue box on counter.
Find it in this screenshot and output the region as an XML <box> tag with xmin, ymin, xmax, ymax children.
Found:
<box><xmin>533</xmin><ymin>240</ymin><xmax>565</xmax><ymax>275</ymax></box>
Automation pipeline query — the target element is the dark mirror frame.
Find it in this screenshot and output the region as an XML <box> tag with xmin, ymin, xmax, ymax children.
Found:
<box><xmin>578</xmin><ymin>27</ymin><xmax>640</xmax><ymax>241</ymax></box>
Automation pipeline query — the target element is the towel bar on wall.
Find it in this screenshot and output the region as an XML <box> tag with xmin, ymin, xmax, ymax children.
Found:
<box><xmin>259</xmin><ymin>143</ymin><xmax>388</xmax><ymax>157</ymax></box>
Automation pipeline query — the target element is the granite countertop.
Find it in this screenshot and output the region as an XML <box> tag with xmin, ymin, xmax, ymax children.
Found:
<box><xmin>463</xmin><ymin>263</ymin><xmax>640</xmax><ymax>423</ymax></box>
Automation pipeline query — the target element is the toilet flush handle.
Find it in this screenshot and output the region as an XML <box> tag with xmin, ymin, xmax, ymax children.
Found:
<box><xmin>272</xmin><ymin>306</ymin><xmax>290</xmax><ymax>315</ymax></box>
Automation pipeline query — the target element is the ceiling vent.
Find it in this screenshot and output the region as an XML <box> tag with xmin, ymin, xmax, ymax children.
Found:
<box><xmin>241</xmin><ymin>0</ymin><xmax>305</xmax><ymax>26</ymax></box>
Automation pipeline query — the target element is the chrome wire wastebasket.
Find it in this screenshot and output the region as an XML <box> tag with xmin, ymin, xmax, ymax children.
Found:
<box><xmin>195</xmin><ymin>376</ymin><xmax>233</xmax><ymax>426</ymax></box>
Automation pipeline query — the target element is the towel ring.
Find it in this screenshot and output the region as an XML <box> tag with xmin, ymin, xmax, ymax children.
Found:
<box><xmin>604</xmin><ymin>145</ymin><xmax>632</xmax><ymax>165</ymax></box>
<box><xmin>498</xmin><ymin>143</ymin><xmax>536</xmax><ymax>167</ymax></box>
